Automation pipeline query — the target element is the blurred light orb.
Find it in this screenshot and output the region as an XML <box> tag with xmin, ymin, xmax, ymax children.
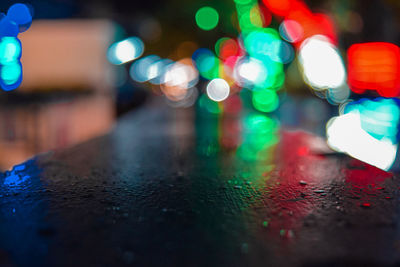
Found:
<box><xmin>244</xmin><ymin>28</ymin><xmax>280</xmax><ymax>59</ymax></box>
<box><xmin>7</xmin><ymin>3</ymin><xmax>33</xmax><ymax>32</ymax></box>
<box><xmin>0</xmin><ymin>62</ymin><xmax>22</xmax><ymax>90</ymax></box>
<box><xmin>252</xmin><ymin>89</ymin><xmax>279</xmax><ymax>112</ymax></box>
<box><xmin>326</xmin><ymin>111</ymin><xmax>397</xmax><ymax>171</ymax></box>
<box><xmin>195</xmin><ymin>7</ymin><xmax>219</xmax><ymax>31</ymax></box>
<box><xmin>347</xmin><ymin>42</ymin><xmax>400</xmax><ymax>97</ymax></box>
<box><xmin>161</xmin><ymin>59</ymin><xmax>199</xmax><ymax>101</ymax></box>
<box><xmin>107</xmin><ymin>37</ymin><xmax>144</xmax><ymax>65</ymax></box>
<box><xmin>148</xmin><ymin>59</ymin><xmax>173</xmax><ymax>85</ymax></box>
<box><xmin>0</xmin><ymin>37</ymin><xmax>21</xmax><ymax>65</ymax></box>
<box><xmin>344</xmin><ymin>98</ymin><xmax>400</xmax><ymax>142</ymax></box>
<box><xmin>249</xmin><ymin>4</ymin><xmax>263</xmax><ymax>28</ymax></box>
<box><xmin>163</xmin><ymin>60</ymin><xmax>198</xmax><ymax>89</ymax></box>
<box><xmin>261</xmin><ymin>0</ymin><xmax>291</xmax><ymax>17</ymax></box>
<box><xmin>0</xmin><ymin>16</ymin><xmax>19</xmax><ymax>37</ymax></box>
<box><xmin>269</xmin><ymin>40</ymin><xmax>294</xmax><ymax>64</ymax></box>
<box><xmin>299</xmin><ymin>35</ymin><xmax>346</xmax><ymax>90</ymax></box>
<box><xmin>192</xmin><ymin>48</ymin><xmax>219</xmax><ymax>80</ymax></box>
<box><xmin>234</xmin><ymin>57</ymin><xmax>267</xmax><ymax>89</ymax></box>
<box><xmin>206</xmin><ymin>78</ymin><xmax>230</xmax><ymax>102</ymax></box>
<box><xmin>215</xmin><ymin>37</ymin><xmax>239</xmax><ymax>60</ymax></box>
<box><xmin>0</xmin><ymin>37</ymin><xmax>22</xmax><ymax>91</ymax></box>
<box><xmin>129</xmin><ymin>55</ymin><xmax>160</xmax><ymax>83</ymax></box>
<box><xmin>234</xmin><ymin>0</ymin><xmax>252</xmax><ymax>5</ymax></box>
<box><xmin>279</xmin><ymin>19</ymin><xmax>303</xmax><ymax>43</ymax></box>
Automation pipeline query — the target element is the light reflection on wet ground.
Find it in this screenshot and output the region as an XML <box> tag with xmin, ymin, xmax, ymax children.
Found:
<box><xmin>0</xmin><ymin>97</ymin><xmax>398</xmax><ymax>266</ymax></box>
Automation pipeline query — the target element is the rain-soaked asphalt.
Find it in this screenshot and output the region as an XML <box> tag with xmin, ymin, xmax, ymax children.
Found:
<box><xmin>1</xmin><ymin>99</ymin><xmax>400</xmax><ymax>267</ymax></box>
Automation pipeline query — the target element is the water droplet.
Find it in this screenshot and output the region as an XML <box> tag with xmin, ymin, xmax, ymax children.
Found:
<box><xmin>299</xmin><ymin>180</ymin><xmax>307</xmax><ymax>185</ymax></box>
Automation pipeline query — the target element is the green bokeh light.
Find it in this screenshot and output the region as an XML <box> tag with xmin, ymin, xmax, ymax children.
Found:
<box><xmin>195</xmin><ymin>7</ymin><xmax>219</xmax><ymax>31</ymax></box>
<box><xmin>199</xmin><ymin>94</ymin><xmax>222</xmax><ymax>114</ymax></box>
<box><xmin>236</xmin><ymin>1</ymin><xmax>262</xmax><ymax>33</ymax></box>
<box><xmin>241</xmin><ymin>28</ymin><xmax>285</xmax><ymax>91</ymax></box>
<box><xmin>252</xmin><ymin>90</ymin><xmax>280</xmax><ymax>113</ymax></box>
<box><xmin>234</xmin><ymin>0</ymin><xmax>252</xmax><ymax>4</ymax></box>
<box><xmin>244</xmin><ymin>28</ymin><xmax>280</xmax><ymax>58</ymax></box>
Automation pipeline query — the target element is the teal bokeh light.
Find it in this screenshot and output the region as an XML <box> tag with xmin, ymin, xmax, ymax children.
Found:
<box><xmin>0</xmin><ymin>37</ymin><xmax>21</xmax><ymax>64</ymax></box>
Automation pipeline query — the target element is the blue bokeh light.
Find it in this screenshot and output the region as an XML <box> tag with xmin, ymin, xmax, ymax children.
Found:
<box><xmin>0</xmin><ymin>3</ymin><xmax>32</xmax><ymax>91</ymax></box>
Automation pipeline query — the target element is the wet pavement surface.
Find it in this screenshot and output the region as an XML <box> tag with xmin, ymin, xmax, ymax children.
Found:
<box><xmin>1</xmin><ymin>99</ymin><xmax>400</xmax><ymax>267</ymax></box>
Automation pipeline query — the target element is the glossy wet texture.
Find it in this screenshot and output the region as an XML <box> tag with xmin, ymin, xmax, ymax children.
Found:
<box><xmin>1</xmin><ymin>99</ymin><xmax>399</xmax><ymax>267</ymax></box>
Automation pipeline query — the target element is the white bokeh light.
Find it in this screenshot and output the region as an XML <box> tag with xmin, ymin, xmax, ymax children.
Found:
<box><xmin>299</xmin><ymin>35</ymin><xmax>346</xmax><ymax>90</ymax></box>
<box><xmin>234</xmin><ymin>57</ymin><xmax>267</xmax><ymax>88</ymax></box>
<box><xmin>326</xmin><ymin>111</ymin><xmax>397</xmax><ymax>171</ymax></box>
<box><xmin>107</xmin><ymin>37</ymin><xmax>144</xmax><ymax>65</ymax></box>
<box><xmin>206</xmin><ymin>78</ymin><xmax>230</xmax><ymax>102</ymax></box>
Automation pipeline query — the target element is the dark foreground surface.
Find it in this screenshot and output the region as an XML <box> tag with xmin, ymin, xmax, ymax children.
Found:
<box><xmin>1</xmin><ymin>99</ymin><xmax>400</xmax><ymax>267</ymax></box>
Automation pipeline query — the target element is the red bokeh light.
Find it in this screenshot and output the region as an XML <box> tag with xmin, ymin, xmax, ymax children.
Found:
<box><xmin>262</xmin><ymin>0</ymin><xmax>292</xmax><ymax>17</ymax></box>
<box><xmin>347</xmin><ymin>42</ymin><xmax>400</xmax><ymax>97</ymax></box>
<box><xmin>219</xmin><ymin>39</ymin><xmax>239</xmax><ymax>60</ymax></box>
<box><xmin>262</xmin><ymin>0</ymin><xmax>337</xmax><ymax>45</ymax></box>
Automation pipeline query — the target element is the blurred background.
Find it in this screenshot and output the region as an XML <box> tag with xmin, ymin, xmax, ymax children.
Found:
<box><xmin>1</xmin><ymin>0</ymin><xmax>400</xmax><ymax>171</ymax></box>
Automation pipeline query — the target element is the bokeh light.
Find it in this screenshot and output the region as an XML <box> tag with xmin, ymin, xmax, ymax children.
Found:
<box><xmin>0</xmin><ymin>37</ymin><xmax>21</xmax><ymax>65</ymax></box>
<box><xmin>6</xmin><ymin>3</ymin><xmax>32</xmax><ymax>32</ymax></box>
<box><xmin>195</xmin><ymin>7</ymin><xmax>219</xmax><ymax>31</ymax></box>
<box><xmin>206</xmin><ymin>78</ymin><xmax>230</xmax><ymax>102</ymax></box>
<box><xmin>192</xmin><ymin>48</ymin><xmax>219</xmax><ymax>80</ymax></box>
<box><xmin>0</xmin><ymin>37</ymin><xmax>22</xmax><ymax>91</ymax></box>
<box><xmin>215</xmin><ymin>37</ymin><xmax>240</xmax><ymax>60</ymax></box>
<box><xmin>0</xmin><ymin>62</ymin><xmax>22</xmax><ymax>90</ymax></box>
<box><xmin>299</xmin><ymin>35</ymin><xmax>346</xmax><ymax>90</ymax></box>
<box><xmin>279</xmin><ymin>19</ymin><xmax>303</xmax><ymax>43</ymax></box>
<box><xmin>344</xmin><ymin>98</ymin><xmax>400</xmax><ymax>143</ymax></box>
<box><xmin>347</xmin><ymin>42</ymin><xmax>400</xmax><ymax>97</ymax></box>
<box><xmin>161</xmin><ymin>58</ymin><xmax>199</xmax><ymax>101</ymax></box>
<box><xmin>327</xmin><ymin>98</ymin><xmax>400</xmax><ymax>170</ymax></box>
<box><xmin>107</xmin><ymin>37</ymin><xmax>144</xmax><ymax>65</ymax></box>
<box><xmin>0</xmin><ymin>17</ymin><xmax>19</xmax><ymax>37</ymax></box>
<box><xmin>129</xmin><ymin>55</ymin><xmax>160</xmax><ymax>83</ymax></box>
<box><xmin>261</xmin><ymin>0</ymin><xmax>292</xmax><ymax>17</ymax></box>
<box><xmin>327</xmin><ymin>111</ymin><xmax>398</xmax><ymax>171</ymax></box>
<box><xmin>148</xmin><ymin>59</ymin><xmax>173</xmax><ymax>85</ymax></box>
<box><xmin>252</xmin><ymin>89</ymin><xmax>279</xmax><ymax>112</ymax></box>
<box><xmin>234</xmin><ymin>57</ymin><xmax>267</xmax><ymax>89</ymax></box>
